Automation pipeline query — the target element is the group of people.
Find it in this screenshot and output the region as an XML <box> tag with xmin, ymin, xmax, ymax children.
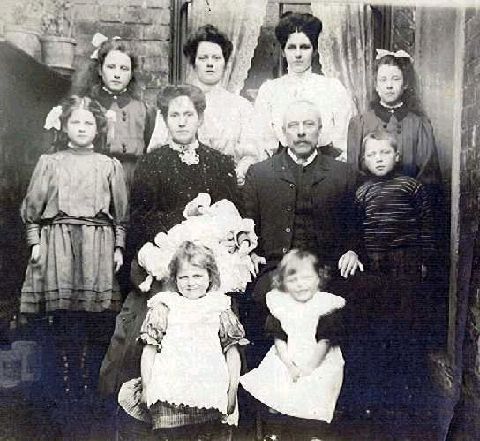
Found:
<box><xmin>17</xmin><ymin>10</ymin><xmax>442</xmax><ymax>441</ymax></box>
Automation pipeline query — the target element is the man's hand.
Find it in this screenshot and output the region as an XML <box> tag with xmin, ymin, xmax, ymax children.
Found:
<box><xmin>250</xmin><ymin>252</ymin><xmax>266</xmax><ymax>276</ymax></box>
<box><xmin>338</xmin><ymin>250</ymin><xmax>363</xmax><ymax>278</ymax></box>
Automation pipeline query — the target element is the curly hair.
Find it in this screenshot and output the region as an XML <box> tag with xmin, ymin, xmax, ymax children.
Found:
<box><xmin>52</xmin><ymin>95</ymin><xmax>108</xmax><ymax>153</ymax></box>
<box><xmin>272</xmin><ymin>249</ymin><xmax>327</xmax><ymax>292</ymax></box>
<box><xmin>183</xmin><ymin>24</ymin><xmax>233</xmax><ymax>66</ymax></box>
<box><xmin>168</xmin><ymin>241</ymin><xmax>221</xmax><ymax>293</ymax></box>
<box><xmin>373</xmin><ymin>54</ymin><xmax>422</xmax><ymax>115</ymax></box>
<box><xmin>72</xmin><ymin>38</ymin><xmax>141</xmax><ymax>99</ymax></box>
<box><xmin>274</xmin><ymin>12</ymin><xmax>323</xmax><ymax>51</ymax></box>
<box><xmin>157</xmin><ymin>84</ymin><xmax>206</xmax><ymax>120</ymax></box>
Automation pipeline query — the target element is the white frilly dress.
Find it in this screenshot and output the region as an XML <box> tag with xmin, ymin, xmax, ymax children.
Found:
<box><xmin>146</xmin><ymin>291</ymin><xmax>231</xmax><ymax>411</ymax></box>
<box><xmin>240</xmin><ymin>290</ymin><xmax>345</xmax><ymax>422</ymax></box>
<box><xmin>119</xmin><ymin>290</ymin><xmax>247</xmax><ymax>427</ymax></box>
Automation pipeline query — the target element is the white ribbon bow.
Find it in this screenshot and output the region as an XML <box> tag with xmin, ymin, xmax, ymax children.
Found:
<box><xmin>44</xmin><ymin>105</ymin><xmax>63</xmax><ymax>131</ymax></box>
<box><xmin>91</xmin><ymin>33</ymin><xmax>122</xmax><ymax>59</ymax></box>
<box><xmin>375</xmin><ymin>49</ymin><xmax>413</xmax><ymax>62</ymax></box>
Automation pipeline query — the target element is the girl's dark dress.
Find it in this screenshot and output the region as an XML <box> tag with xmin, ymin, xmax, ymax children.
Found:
<box><xmin>99</xmin><ymin>142</ymin><xmax>239</xmax><ymax>397</ymax></box>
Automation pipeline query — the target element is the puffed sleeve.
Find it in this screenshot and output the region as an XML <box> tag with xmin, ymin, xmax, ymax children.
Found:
<box><xmin>265</xmin><ymin>314</ymin><xmax>287</xmax><ymax>341</ymax></box>
<box><xmin>110</xmin><ymin>158</ymin><xmax>129</xmax><ymax>249</ymax></box>
<box><xmin>21</xmin><ymin>155</ymin><xmax>52</xmax><ymax>247</ymax></box>
<box><xmin>219</xmin><ymin>309</ymin><xmax>249</xmax><ymax>353</ymax></box>
<box><xmin>415</xmin><ymin>117</ymin><xmax>442</xmax><ymax>187</ymax></box>
<box><xmin>315</xmin><ymin>309</ymin><xmax>345</xmax><ymax>346</ymax></box>
<box><xmin>253</xmin><ymin>81</ymin><xmax>280</xmax><ymax>157</ymax></box>
<box><xmin>138</xmin><ymin>301</ymin><xmax>169</xmax><ymax>349</ymax></box>
<box><xmin>328</xmin><ymin>79</ymin><xmax>356</xmax><ymax>159</ymax></box>
<box><xmin>235</xmin><ymin>97</ymin><xmax>267</xmax><ymax>163</ymax></box>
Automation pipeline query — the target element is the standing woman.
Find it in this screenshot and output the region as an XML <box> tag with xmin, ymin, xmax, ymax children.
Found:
<box><xmin>148</xmin><ymin>25</ymin><xmax>263</xmax><ymax>184</ymax></box>
<box><xmin>254</xmin><ymin>12</ymin><xmax>355</xmax><ymax>159</ymax></box>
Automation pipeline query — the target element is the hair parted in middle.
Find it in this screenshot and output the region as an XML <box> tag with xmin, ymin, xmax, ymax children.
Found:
<box><xmin>168</xmin><ymin>241</ymin><xmax>221</xmax><ymax>293</ymax></box>
<box><xmin>373</xmin><ymin>53</ymin><xmax>422</xmax><ymax>115</ymax></box>
<box><xmin>183</xmin><ymin>24</ymin><xmax>234</xmax><ymax>66</ymax></box>
<box><xmin>157</xmin><ymin>84</ymin><xmax>207</xmax><ymax>120</ymax></box>
<box><xmin>53</xmin><ymin>95</ymin><xmax>108</xmax><ymax>153</ymax></box>
<box><xmin>274</xmin><ymin>12</ymin><xmax>323</xmax><ymax>51</ymax></box>
<box><xmin>272</xmin><ymin>249</ymin><xmax>328</xmax><ymax>292</ymax></box>
<box><xmin>72</xmin><ymin>37</ymin><xmax>141</xmax><ymax>99</ymax></box>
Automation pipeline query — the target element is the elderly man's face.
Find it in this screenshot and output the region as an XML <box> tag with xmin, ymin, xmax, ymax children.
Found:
<box><xmin>283</xmin><ymin>102</ymin><xmax>321</xmax><ymax>158</ymax></box>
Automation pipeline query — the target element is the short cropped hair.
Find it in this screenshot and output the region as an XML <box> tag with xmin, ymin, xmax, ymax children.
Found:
<box><xmin>275</xmin><ymin>12</ymin><xmax>323</xmax><ymax>51</ymax></box>
<box><xmin>183</xmin><ymin>24</ymin><xmax>234</xmax><ymax>66</ymax></box>
<box><xmin>157</xmin><ymin>84</ymin><xmax>207</xmax><ymax>120</ymax></box>
<box><xmin>361</xmin><ymin>129</ymin><xmax>398</xmax><ymax>156</ymax></box>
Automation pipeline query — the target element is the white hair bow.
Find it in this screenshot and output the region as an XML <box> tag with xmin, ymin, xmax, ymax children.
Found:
<box><xmin>375</xmin><ymin>49</ymin><xmax>413</xmax><ymax>62</ymax></box>
<box><xmin>44</xmin><ymin>105</ymin><xmax>63</xmax><ymax>131</ymax></box>
<box><xmin>91</xmin><ymin>33</ymin><xmax>122</xmax><ymax>59</ymax></box>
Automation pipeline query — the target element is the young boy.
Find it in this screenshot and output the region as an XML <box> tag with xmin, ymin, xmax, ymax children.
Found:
<box><xmin>356</xmin><ymin>128</ymin><xmax>435</xmax><ymax>295</ymax></box>
<box><xmin>353</xmin><ymin>128</ymin><xmax>438</xmax><ymax>412</ymax></box>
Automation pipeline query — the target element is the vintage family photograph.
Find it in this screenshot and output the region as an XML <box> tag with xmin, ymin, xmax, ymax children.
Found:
<box><xmin>0</xmin><ymin>0</ymin><xmax>478</xmax><ymax>439</ymax></box>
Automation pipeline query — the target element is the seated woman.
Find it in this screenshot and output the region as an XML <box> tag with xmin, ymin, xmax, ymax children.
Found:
<box><xmin>148</xmin><ymin>25</ymin><xmax>264</xmax><ymax>184</ymax></box>
<box><xmin>98</xmin><ymin>84</ymin><xmax>241</xmax><ymax>402</ymax></box>
<box><xmin>254</xmin><ymin>12</ymin><xmax>355</xmax><ymax>160</ymax></box>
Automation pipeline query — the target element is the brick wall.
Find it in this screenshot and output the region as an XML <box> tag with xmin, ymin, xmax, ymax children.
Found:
<box><xmin>71</xmin><ymin>0</ymin><xmax>170</xmax><ymax>104</ymax></box>
<box><xmin>0</xmin><ymin>0</ymin><xmax>171</xmax><ymax>105</ymax></box>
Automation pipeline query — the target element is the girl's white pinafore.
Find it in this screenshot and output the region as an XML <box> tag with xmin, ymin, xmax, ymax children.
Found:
<box><xmin>146</xmin><ymin>291</ymin><xmax>230</xmax><ymax>414</ymax></box>
<box><xmin>240</xmin><ymin>290</ymin><xmax>345</xmax><ymax>422</ymax></box>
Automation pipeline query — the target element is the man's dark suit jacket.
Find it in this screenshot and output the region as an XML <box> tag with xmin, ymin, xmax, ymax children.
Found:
<box><xmin>242</xmin><ymin>149</ymin><xmax>359</xmax><ymax>301</ymax></box>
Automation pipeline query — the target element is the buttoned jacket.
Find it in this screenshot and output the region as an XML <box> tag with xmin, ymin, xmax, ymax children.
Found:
<box><xmin>242</xmin><ymin>149</ymin><xmax>359</xmax><ymax>266</ymax></box>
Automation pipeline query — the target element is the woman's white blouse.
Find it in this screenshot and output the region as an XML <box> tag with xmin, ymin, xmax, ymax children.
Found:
<box><xmin>254</xmin><ymin>71</ymin><xmax>355</xmax><ymax>159</ymax></box>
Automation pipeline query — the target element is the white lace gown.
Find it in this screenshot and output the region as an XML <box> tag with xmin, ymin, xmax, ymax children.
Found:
<box><xmin>146</xmin><ymin>291</ymin><xmax>231</xmax><ymax>413</ymax></box>
<box><xmin>240</xmin><ymin>290</ymin><xmax>345</xmax><ymax>422</ymax></box>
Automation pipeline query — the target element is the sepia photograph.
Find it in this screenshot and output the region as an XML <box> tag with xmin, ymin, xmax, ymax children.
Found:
<box><xmin>0</xmin><ymin>0</ymin><xmax>478</xmax><ymax>439</ymax></box>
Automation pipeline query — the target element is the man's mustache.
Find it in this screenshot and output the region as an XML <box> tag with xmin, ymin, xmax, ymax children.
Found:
<box><xmin>293</xmin><ymin>139</ymin><xmax>313</xmax><ymax>145</ymax></box>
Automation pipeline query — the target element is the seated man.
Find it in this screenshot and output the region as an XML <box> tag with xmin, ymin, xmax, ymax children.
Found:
<box><xmin>243</xmin><ymin>99</ymin><xmax>362</xmax><ymax>305</ymax></box>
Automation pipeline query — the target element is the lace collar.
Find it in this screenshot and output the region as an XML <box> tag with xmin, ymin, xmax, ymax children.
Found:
<box><xmin>169</xmin><ymin>140</ymin><xmax>200</xmax><ymax>165</ymax></box>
